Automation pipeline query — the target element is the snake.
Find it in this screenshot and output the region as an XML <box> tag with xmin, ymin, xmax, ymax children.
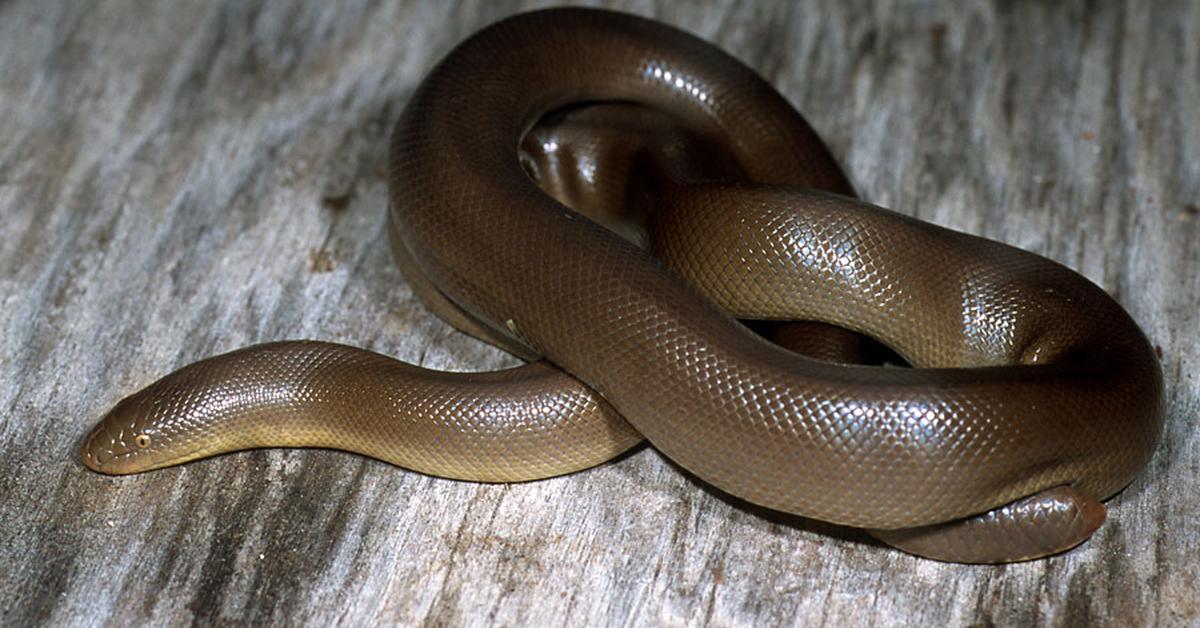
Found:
<box><xmin>80</xmin><ymin>8</ymin><xmax>1164</xmax><ymax>563</ymax></box>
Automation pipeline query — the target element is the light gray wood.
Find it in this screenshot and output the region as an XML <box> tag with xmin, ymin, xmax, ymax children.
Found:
<box><xmin>1</xmin><ymin>1</ymin><xmax>1196</xmax><ymax>625</ymax></box>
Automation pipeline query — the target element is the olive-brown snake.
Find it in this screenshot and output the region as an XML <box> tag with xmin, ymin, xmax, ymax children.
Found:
<box><xmin>81</xmin><ymin>8</ymin><xmax>1163</xmax><ymax>563</ymax></box>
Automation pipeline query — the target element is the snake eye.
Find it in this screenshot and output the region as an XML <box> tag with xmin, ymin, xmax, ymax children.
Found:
<box><xmin>134</xmin><ymin>434</ymin><xmax>151</xmax><ymax>449</ymax></box>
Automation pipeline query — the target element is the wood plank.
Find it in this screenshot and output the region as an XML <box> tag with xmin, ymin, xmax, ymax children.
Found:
<box><xmin>1</xmin><ymin>0</ymin><xmax>1196</xmax><ymax>625</ymax></box>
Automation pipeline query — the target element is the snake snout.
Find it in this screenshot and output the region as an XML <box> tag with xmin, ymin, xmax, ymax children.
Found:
<box><xmin>80</xmin><ymin>420</ymin><xmax>119</xmax><ymax>473</ymax></box>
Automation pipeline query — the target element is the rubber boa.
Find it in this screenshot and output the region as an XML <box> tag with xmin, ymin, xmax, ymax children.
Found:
<box><xmin>81</xmin><ymin>8</ymin><xmax>1163</xmax><ymax>563</ymax></box>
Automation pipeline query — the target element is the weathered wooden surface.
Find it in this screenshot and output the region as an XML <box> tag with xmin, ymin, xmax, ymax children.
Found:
<box><xmin>1</xmin><ymin>0</ymin><xmax>1197</xmax><ymax>625</ymax></box>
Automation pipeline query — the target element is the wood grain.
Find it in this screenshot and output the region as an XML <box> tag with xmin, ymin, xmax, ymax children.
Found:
<box><xmin>1</xmin><ymin>1</ymin><xmax>1197</xmax><ymax>625</ymax></box>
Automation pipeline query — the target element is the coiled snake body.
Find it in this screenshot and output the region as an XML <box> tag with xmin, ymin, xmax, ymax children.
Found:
<box><xmin>82</xmin><ymin>8</ymin><xmax>1163</xmax><ymax>563</ymax></box>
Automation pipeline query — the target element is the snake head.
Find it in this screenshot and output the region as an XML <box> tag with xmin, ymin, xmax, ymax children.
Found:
<box><xmin>81</xmin><ymin>392</ymin><xmax>169</xmax><ymax>474</ymax></box>
<box><xmin>81</xmin><ymin>371</ymin><xmax>218</xmax><ymax>474</ymax></box>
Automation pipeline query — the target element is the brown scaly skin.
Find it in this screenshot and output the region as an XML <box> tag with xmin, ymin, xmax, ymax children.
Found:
<box><xmin>83</xmin><ymin>8</ymin><xmax>1163</xmax><ymax>563</ymax></box>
